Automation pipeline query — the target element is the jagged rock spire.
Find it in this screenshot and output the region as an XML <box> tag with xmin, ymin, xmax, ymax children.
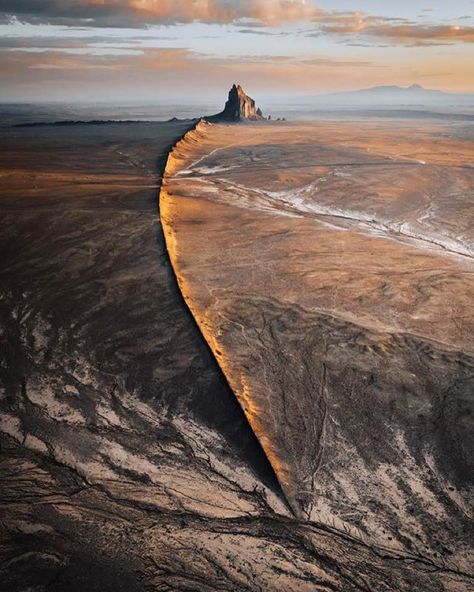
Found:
<box><xmin>208</xmin><ymin>84</ymin><xmax>264</xmax><ymax>122</ymax></box>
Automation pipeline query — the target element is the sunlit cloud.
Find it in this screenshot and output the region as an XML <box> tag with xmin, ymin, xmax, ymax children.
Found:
<box><xmin>0</xmin><ymin>0</ymin><xmax>320</xmax><ymax>27</ymax></box>
<box><xmin>313</xmin><ymin>13</ymin><xmax>474</xmax><ymax>46</ymax></box>
<box><xmin>2</xmin><ymin>2</ymin><xmax>474</xmax><ymax>45</ymax></box>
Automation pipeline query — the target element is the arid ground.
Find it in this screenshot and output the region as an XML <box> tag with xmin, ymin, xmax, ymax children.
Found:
<box><xmin>162</xmin><ymin>119</ymin><xmax>474</xmax><ymax>584</ymax></box>
<box><xmin>0</xmin><ymin>119</ymin><xmax>473</xmax><ymax>591</ymax></box>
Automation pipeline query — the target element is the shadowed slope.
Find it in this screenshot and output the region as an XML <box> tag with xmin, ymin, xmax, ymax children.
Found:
<box><xmin>207</xmin><ymin>84</ymin><xmax>264</xmax><ymax>122</ymax></box>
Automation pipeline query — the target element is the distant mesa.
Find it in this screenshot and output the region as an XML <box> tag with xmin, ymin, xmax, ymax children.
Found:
<box><xmin>207</xmin><ymin>84</ymin><xmax>265</xmax><ymax>122</ymax></box>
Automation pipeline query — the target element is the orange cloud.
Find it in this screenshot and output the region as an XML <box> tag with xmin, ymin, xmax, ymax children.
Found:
<box><xmin>130</xmin><ymin>0</ymin><xmax>319</xmax><ymax>24</ymax></box>
<box><xmin>2</xmin><ymin>0</ymin><xmax>320</xmax><ymax>27</ymax></box>
<box><xmin>363</xmin><ymin>24</ymin><xmax>474</xmax><ymax>44</ymax></box>
<box><xmin>3</xmin><ymin>1</ymin><xmax>474</xmax><ymax>46</ymax></box>
<box><xmin>317</xmin><ymin>13</ymin><xmax>474</xmax><ymax>45</ymax></box>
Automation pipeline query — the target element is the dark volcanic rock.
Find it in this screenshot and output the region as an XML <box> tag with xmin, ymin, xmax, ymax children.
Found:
<box><xmin>208</xmin><ymin>84</ymin><xmax>264</xmax><ymax>122</ymax></box>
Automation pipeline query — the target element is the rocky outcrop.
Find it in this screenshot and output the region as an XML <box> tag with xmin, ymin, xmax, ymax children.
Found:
<box><xmin>208</xmin><ymin>84</ymin><xmax>264</xmax><ymax>122</ymax></box>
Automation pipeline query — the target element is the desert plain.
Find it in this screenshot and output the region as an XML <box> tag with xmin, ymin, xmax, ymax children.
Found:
<box><xmin>0</xmin><ymin>116</ymin><xmax>473</xmax><ymax>591</ymax></box>
<box><xmin>162</xmin><ymin>119</ymin><xmax>474</xmax><ymax>579</ymax></box>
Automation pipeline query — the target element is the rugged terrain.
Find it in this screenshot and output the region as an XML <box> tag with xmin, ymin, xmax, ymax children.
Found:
<box><xmin>162</xmin><ymin>119</ymin><xmax>474</xmax><ymax>584</ymax></box>
<box><xmin>208</xmin><ymin>84</ymin><xmax>264</xmax><ymax>122</ymax></box>
<box><xmin>0</xmin><ymin>119</ymin><xmax>472</xmax><ymax>591</ymax></box>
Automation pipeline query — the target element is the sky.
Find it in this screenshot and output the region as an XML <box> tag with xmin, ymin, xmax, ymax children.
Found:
<box><xmin>0</xmin><ymin>0</ymin><xmax>473</xmax><ymax>102</ymax></box>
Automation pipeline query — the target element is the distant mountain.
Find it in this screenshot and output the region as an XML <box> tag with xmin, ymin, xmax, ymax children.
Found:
<box><xmin>336</xmin><ymin>84</ymin><xmax>442</xmax><ymax>96</ymax></box>
<box><xmin>316</xmin><ymin>84</ymin><xmax>474</xmax><ymax>106</ymax></box>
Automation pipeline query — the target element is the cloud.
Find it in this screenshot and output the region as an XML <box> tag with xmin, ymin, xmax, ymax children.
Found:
<box><xmin>313</xmin><ymin>12</ymin><xmax>474</xmax><ymax>45</ymax></box>
<box><xmin>0</xmin><ymin>35</ymin><xmax>118</xmax><ymax>49</ymax></box>
<box><xmin>1</xmin><ymin>43</ymin><xmax>372</xmax><ymax>71</ymax></box>
<box><xmin>237</xmin><ymin>29</ymin><xmax>291</xmax><ymax>36</ymax></box>
<box><xmin>362</xmin><ymin>23</ymin><xmax>474</xmax><ymax>44</ymax></box>
<box><xmin>0</xmin><ymin>34</ymin><xmax>179</xmax><ymax>53</ymax></box>
<box><xmin>0</xmin><ymin>46</ymin><xmax>192</xmax><ymax>79</ymax></box>
<box><xmin>2</xmin><ymin>2</ymin><xmax>474</xmax><ymax>46</ymax></box>
<box><xmin>300</xmin><ymin>57</ymin><xmax>373</xmax><ymax>67</ymax></box>
<box><xmin>0</xmin><ymin>43</ymin><xmax>381</xmax><ymax>100</ymax></box>
<box><xmin>0</xmin><ymin>0</ymin><xmax>320</xmax><ymax>27</ymax></box>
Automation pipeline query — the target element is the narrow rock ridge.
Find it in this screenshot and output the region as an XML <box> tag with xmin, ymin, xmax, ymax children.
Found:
<box><xmin>207</xmin><ymin>84</ymin><xmax>264</xmax><ymax>122</ymax></box>
<box><xmin>159</xmin><ymin>118</ymin><xmax>288</xmax><ymax>510</ymax></box>
<box><xmin>160</xmin><ymin>119</ymin><xmax>292</xmax><ymax>507</ymax></box>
